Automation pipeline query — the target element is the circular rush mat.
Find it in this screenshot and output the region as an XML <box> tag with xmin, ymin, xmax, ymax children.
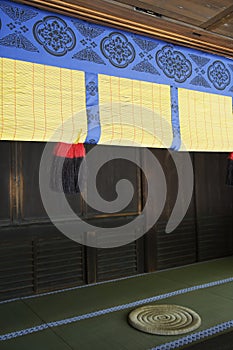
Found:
<box><xmin>128</xmin><ymin>304</ymin><xmax>201</xmax><ymax>335</ymax></box>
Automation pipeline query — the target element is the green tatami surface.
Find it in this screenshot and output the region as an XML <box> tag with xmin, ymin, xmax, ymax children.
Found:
<box><xmin>0</xmin><ymin>256</ymin><xmax>233</xmax><ymax>350</ymax></box>
<box><xmin>0</xmin><ymin>329</ymin><xmax>73</xmax><ymax>350</ymax></box>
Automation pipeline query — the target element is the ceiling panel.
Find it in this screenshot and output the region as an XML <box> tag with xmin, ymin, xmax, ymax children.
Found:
<box><xmin>213</xmin><ymin>16</ymin><xmax>233</xmax><ymax>39</ymax></box>
<box><xmin>114</xmin><ymin>0</ymin><xmax>233</xmax><ymax>26</ymax></box>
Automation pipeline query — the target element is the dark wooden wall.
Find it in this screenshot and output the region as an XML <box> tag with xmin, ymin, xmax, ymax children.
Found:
<box><xmin>0</xmin><ymin>141</ymin><xmax>232</xmax><ymax>300</ymax></box>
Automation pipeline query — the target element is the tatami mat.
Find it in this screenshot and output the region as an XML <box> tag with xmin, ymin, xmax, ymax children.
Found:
<box><xmin>0</xmin><ymin>256</ymin><xmax>233</xmax><ymax>349</ymax></box>
<box><xmin>0</xmin><ymin>329</ymin><xmax>72</xmax><ymax>350</ymax></box>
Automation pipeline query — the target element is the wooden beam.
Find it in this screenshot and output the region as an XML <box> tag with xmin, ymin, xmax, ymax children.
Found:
<box><xmin>107</xmin><ymin>0</ymin><xmax>201</xmax><ymax>25</ymax></box>
<box><xmin>13</xmin><ymin>0</ymin><xmax>233</xmax><ymax>58</ymax></box>
<box><xmin>200</xmin><ymin>4</ymin><xmax>233</xmax><ymax>30</ymax></box>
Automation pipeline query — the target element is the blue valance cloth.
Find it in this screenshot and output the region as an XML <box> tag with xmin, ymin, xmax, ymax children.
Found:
<box><xmin>0</xmin><ymin>0</ymin><xmax>233</xmax><ymax>151</ymax></box>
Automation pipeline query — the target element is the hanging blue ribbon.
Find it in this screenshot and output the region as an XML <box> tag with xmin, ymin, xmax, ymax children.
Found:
<box><xmin>170</xmin><ymin>86</ymin><xmax>181</xmax><ymax>151</ymax></box>
<box><xmin>85</xmin><ymin>73</ymin><xmax>101</xmax><ymax>144</ymax></box>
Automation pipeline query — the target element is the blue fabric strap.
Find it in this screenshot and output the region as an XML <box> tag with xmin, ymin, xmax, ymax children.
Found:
<box><xmin>85</xmin><ymin>73</ymin><xmax>101</xmax><ymax>144</ymax></box>
<box><xmin>170</xmin><ymin>86</ymin><xmax>181</xmax><ymax>150</ymax></box>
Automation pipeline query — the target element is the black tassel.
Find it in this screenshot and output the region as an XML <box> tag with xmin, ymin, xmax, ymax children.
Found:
<box><xmin>50</xmin><ymin>143</ymin><xmax>86</xmax><ymax>194</ymax></box>
<box><xmin>226</xmin><ymin>153</ymin><xmax>233</xmax><ymax>186</ymax></box>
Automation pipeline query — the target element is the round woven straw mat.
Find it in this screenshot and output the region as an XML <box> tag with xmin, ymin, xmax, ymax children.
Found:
<box><xmin>128</xmin><ymin>304</ymin><xmax>201</xmax><ymax>335</ymax></box>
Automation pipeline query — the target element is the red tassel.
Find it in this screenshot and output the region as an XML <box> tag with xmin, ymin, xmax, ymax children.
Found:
<box><xmin>50</xmin><ymin>143</ymin><xmax>86</xmax><ymax>194</ymax></box>
<box><xmin>228</xmin><ymin>152</ymin><xmax>233</xmax><ymax>161</ymax></box>
<box><xmin>226</xmin><ymin>152</ymin><xmax>233</xmax><ymax>186</ymax></box>
<box><xmin>53</xmin><ymin>143</ymin><xmax>86</xmax><ymax>158</ymax></box>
